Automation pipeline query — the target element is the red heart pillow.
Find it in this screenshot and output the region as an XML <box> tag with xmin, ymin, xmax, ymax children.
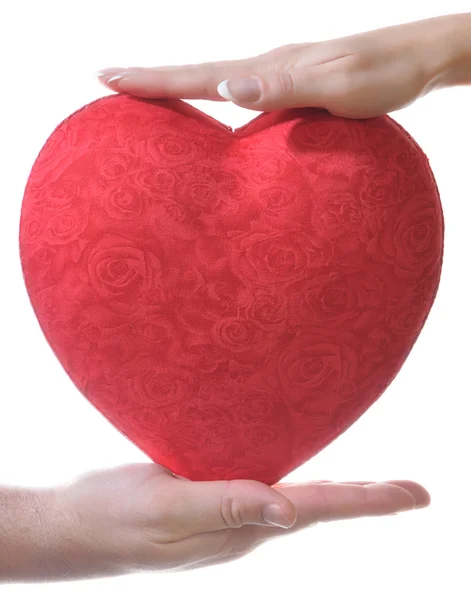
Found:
<box><xmin>19</xmin><ymin>94</ymin><xmax>444</xmax><ymax>485</ymax></box>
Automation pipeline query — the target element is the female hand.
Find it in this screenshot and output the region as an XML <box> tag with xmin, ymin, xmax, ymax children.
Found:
<box><xmin>94</xmin><ymin>15</ymin><xmax>454</xmax><ymax>118</ymax></box>
<box><xmin>52</xmin><ymin>463</ymin><xmax>429</xmax><ymax>578</ymax></box>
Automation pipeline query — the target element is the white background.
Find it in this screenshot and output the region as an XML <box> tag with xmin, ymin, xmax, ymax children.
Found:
<box><xmin>1</xmin><ymin>0</ymin><xmax>470</xmax><ymax>597</ymax></box>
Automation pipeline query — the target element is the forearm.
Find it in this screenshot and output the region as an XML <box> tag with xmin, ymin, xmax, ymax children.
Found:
<box><xmin>420</xmin><ymin>13</ymin><xmax>471</xmax><ymax>90</ymax></box>
<box><xmin>0</xmin><ymin>484</ymin><xmax>128</xmax><ymax>584</ymax></box>
<box><xmin>0</xmin><ymin>485</ymin><xmax>74</xmax><ymax>583</ymax></box>
<box><xmin>0</xmin><ymin>483</ymin><xmax>140</xmax><ymax>583</ymax></box>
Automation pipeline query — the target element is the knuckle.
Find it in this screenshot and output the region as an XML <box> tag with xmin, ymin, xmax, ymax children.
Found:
<box><xmin>318</xmin><ymin>484</ymin><xmax>333</xmax><ymax>521</ymax></box>
<box><xmin>262</xmin><ymin>43</ymin><xmax>292</xmax><ymax>58</ymax></box>
<box><xmin>220</xmin><ymin>494</ymin><xmax>244</xmax><ymax>529</ymax></box>
<box><xmin>269</xmin><ymin>42</ymin><xmax>304</xmax><ymax>56</ymax></box>
<box><xmin>267</xmin><ymin>42</ymin><xmax>315</xmax><ymax>70</ymax></box>
<box><xmin>273</xmin><ymin>69</ymin><xmax>295</xmax><ymax>97</ymax></box>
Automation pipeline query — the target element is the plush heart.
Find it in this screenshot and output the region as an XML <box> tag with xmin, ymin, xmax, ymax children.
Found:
<box><xmin>19</xmin><ymin>93</ymin><xmax>444</xmax><ymax>485</ymax></box>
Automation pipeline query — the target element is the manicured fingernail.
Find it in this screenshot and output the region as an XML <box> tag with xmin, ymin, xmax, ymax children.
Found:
<box><xmin>217</xmin><ymin>77</ymin><xmax>262</xmax><ymax>102</ymax></box>
<box><xmin>261</xmin><ymin>503</ymin><xmax>293</xmax><ymax>528</ymax></box>
<box><xmin>93</xmin><ymin>68</ymin><xmax>124</xmax><ymax>77</ymax></box>
<box><xmin>107</xmin><ymin>72</ymin><xmax>135</xmax><ymax>83</ymax></box>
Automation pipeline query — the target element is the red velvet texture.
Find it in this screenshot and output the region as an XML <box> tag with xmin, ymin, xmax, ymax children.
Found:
<box><xmin>19</xmin><ymin>94</ymin><xmax>444</xmax><ymax>485</ymax></box>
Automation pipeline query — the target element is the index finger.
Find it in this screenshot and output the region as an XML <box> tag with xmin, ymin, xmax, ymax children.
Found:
<box><xmin>243</xmin><ymin>480</ymin><xmax>429</xmax><ymax>542</ymax></box>
<box><xmin>170</xmin><ymin>480</ymin><xmax>427</xmax><ymax>567</ymax></box>
<box><xmin>96</xmin><ymin>57</ymin><xmax>264</xmax><ymax>100</ymax></box>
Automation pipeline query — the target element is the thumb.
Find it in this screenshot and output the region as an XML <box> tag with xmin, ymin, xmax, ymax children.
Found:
<box><xmin>216</xmin><ymin>69</ymin><xmax>330</xmax><ymax>112</ymax></box>
<box><xmin>163</xmin><ymin>478</ymin><xmax>297</xmax><ymax>540</ymax></box>
<box><xmin>97</xmin><ymin>64</ymin><xmax>327</xmax><ymax>112</ymax></box>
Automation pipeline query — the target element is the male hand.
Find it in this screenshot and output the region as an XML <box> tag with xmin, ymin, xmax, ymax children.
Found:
<box><xmin>50</xmin><ymin>463</ymin><xmax>429</xmax><ymax>578</ymax></box>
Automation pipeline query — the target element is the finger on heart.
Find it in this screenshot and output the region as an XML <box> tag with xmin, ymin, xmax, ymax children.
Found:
<box><xmin>100</xmin><ymin>58</ymin><xmax>265</xmax><ymax>101</ymax></box>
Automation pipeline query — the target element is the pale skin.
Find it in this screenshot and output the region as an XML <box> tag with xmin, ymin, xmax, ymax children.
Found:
<box><xmin>2</xmin><ymin>12</ymin><xmax>470</xmax><ymax>584</ymax></box>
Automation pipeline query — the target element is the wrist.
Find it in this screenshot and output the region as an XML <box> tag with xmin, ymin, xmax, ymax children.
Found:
<box><xmin>45</xmin><ymin>484</ymin><xmax>131</xmax><ymax>581</ymax></box>
<box><xmin>419</xmin><ymin>13</ymin><xmax>471</xmax><ymax>91</ymax></box>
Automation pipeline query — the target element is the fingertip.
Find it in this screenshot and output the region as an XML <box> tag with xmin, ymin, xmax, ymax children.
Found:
<box><xmin>365</xmin><ymin>483</ymin><xmax>417</xmax><ymax>512</ymax></box>
<box><xmin>383</xmin><ymin>480</ymin><xmax>431</xmax><ymax>509</ymax></box>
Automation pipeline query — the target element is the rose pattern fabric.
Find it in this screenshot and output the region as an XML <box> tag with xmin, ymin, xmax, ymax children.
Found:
<box><xmin>19</xmin><ymin>94</ymin><xmax>444</xmax><ymax>485</ymax></box>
